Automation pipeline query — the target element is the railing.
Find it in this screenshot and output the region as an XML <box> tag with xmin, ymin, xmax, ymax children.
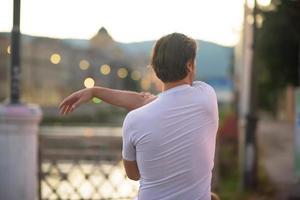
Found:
<box><xmin>39</xmin><ymin>126</ymin><xmax>139</xmax><ymax>200</ymax></box>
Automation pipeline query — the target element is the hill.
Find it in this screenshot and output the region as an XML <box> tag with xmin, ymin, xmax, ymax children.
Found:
<box><xmin>117</xmin><ymin>40</ymin><xmax>234</xmax><ymax>79</ymax></box>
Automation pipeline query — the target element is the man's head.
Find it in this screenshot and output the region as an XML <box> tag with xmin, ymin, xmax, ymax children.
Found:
<box><xmin>150</xmin><ymin>33</ymin><xmax>197</xmax><ymax>83</ymax></box>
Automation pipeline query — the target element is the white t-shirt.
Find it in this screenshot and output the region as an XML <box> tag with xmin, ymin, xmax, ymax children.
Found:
<box><xmin>122</xmin><ymin>81</ymin><xmax>219</xmax><ymax>200</ymax></box>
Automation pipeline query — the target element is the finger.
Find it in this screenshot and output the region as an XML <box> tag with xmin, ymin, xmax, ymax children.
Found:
<box><xmin>60</xmin><ymin>100</ymin><xmax>78</xmax><ymax>115</ymax></box>
<box><xmin>69</xmin><ymin>105</ymin><xmax>76</xmax><ymax>113</ymax></box>
<box><xmin>59</xmin><ymin>105</ymin><xmax>67</xmax><ymax>115</ymax></box>
<box><xmin>60</xmin><ymin>104</ymin><xmax>70</xmax><ymax>115</ymax></box>
<box><xmin>67</xmin><ymin>104</ymin><xmax>74</xmax><ymax>114</ymax></box>
<box><xmin>65</xmin><ymin>105</ymin><xmax>73</xmax><ymax>115</ymax></box>
<box><xmin>59</xmin><ymin>97</ymin><xmax>67</xmax><ymax>108</ymax></box>
<box><xmin>63</xmin><ymin>105</ymin><xmax>70</xmax><ymax>115</ymax></box>
<box><xmin>72</xmin><ymin>101</ymin><xmax>80</xmax><ymax>110</ymax></box>
<box><xmin>140</xmin><ymin>92</ymin><xmax>148</xmax><ymax>97</ymax></box>
<box><xmin>59</xmin><ymin>95</ymin><xmax>73</xmax><ymax>109</ymax></box>
<box><xmin>59</xmin><ymin>99</ymin><xmax>68</xmax><ymax>109</ymax></box>
<box><xmin>142</xmin><ymin>92</ymin><xmax>153</xmax><ymax>98</ymax></box>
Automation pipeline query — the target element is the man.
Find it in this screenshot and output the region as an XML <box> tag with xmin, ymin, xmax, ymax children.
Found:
<box><xmin>59</xmin><ymin>33</ymin><xmax>219</xmax><ymax>200</ymax></box>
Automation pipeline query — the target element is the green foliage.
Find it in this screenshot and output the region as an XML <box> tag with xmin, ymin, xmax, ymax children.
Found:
<box><xmin>256</xmin><ymin>0</ymin><xmax>300</xmax><ymax>111</ymax></box>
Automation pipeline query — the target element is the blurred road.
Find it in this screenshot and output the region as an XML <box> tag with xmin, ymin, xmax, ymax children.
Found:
<box><xmin>257</xmin><ymin>120</ymin><xmax>300</xmax><ymax>200</ymax></box>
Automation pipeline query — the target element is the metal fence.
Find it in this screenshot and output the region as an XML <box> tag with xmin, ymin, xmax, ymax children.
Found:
<box><xmin>39</xmin><ymin>127</ymin><xmax>138</xmax><ymax>200</ymax></box>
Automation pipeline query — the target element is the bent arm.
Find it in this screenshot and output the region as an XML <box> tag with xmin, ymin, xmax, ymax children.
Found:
<box><xmin>91</xmin><ymin>86</ymin><xmax>156</xmax><ymax>110</ymax></box>
<box><xmin>123</xmin><ymin>159</ymin><xmax>140</xmax><ymax>181</ymax></box>
<box><xmin>59</xmin><ymin>86</ymin><xmax>156</xmax><ymax>115</ymax></box>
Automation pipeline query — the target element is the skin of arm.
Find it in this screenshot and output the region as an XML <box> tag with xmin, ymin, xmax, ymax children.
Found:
<box><xmin>92</xmin><ymin>86</ymin><xmax>156</xmax><ymax>111</ymax></box>
<box><xmin>123</xmin><ymin>159</ymin><xmax>140</xmax><ymax>181</ymax></box>
<box><xmin>58</xmin><ymin>86</ymin><xmax>157</xmax><ymax>115</ymax></box>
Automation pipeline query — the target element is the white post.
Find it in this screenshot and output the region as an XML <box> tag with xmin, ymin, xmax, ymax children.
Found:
<box><xmin>0</xmin><ymin>104</ymin><xmax>42</xmax><ymax>200</ymax></box>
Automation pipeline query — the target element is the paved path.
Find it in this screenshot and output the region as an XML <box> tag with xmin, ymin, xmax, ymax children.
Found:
<box><xmin>257</xmin><ymin>120</ymin><xmax>300</xmax><ymax>200</ymax></box>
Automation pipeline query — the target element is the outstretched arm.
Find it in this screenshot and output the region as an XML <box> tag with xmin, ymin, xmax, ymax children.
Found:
<box><xmin>58</xmin><ymin>86</ymin><xmax>157</xmax><ymax>115</ymax></box>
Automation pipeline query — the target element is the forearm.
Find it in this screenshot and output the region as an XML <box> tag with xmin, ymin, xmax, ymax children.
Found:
<box><xmin>91</xmin><ymin>86</ymin><xmax>151</xmax><ymax>110</ymax></box>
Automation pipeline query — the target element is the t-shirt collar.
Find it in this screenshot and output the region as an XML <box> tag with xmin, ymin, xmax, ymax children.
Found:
<box><xmin>158</xmin><ymin>84</ymin><xmax>191</xmax><ymax>97</ymax></box>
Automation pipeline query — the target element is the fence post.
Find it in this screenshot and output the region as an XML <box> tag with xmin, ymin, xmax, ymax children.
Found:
<box><xmin>0</xmin><ymin>104</ymin><xmax>42</xmax><ymax>200</ymax></box>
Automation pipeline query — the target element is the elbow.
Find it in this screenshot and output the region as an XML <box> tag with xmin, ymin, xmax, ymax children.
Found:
<box><xmin>126</xmin><ymin>102</ymin><xmax>144</xmax><ymax>111</ymax></box>
<box><xmin>123</xmin><ymin>159</ymin><xmax>140</xmax><ymax>181</ymax></box>
<box><xmin>126</xmin><ymin>106</ymin><xmax>136</xmax><ymax>111</ymax></box>
<box><xmin>127</xmin><ymin>174</ymin><xmax>140</xmax><ymax>181</ymax></box>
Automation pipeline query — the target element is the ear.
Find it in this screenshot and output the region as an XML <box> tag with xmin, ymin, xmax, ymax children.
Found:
<box><xmin>186</xmin><ymin>59</ymin><xmax>195</xmax><ymax>73</ymax></box>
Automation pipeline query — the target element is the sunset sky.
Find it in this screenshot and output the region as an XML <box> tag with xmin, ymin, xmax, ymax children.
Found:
<box><xmin>0</xmin><ymin>0</ymin><xmax>247</xmax><ymax>46</ymax></box>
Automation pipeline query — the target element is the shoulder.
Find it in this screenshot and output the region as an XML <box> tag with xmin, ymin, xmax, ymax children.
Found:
<box><xmin>126</xmin><ymin>98</ymin><xmax>158</xmax><ymax>121</ymax></box>
<box><xmin>192</xmin><ymin>81</ymin><xmax>216</xmax><ymax>95</ymax></box>
<box><xmin>192</xmin><ymin>81</ymin><xmax>218</xmax><ymax>109</ymax></box>
<box><xmin>122</xmin><ymin>111</ymin><xmax>138</xmax><ymax>139</ymax></box>
<box><xmin>122</xmin><ymin>105</ymin><xmax>150</xmax><ymax>140</ymax></box>
<box><xmin>192</xmin><ymin>80</ymin><xmax>212</xmax><ymax>88</ymax></box>
<box><xmin>123</xmin><ymin>106</ymin><xmax>145</xmax><ymax>128</ymax></box>
<box><xmin>123</xmin><ymin>100</ymin><xmax>158</xmax><ymax>134</ymax></box>
<box><xmin>123</xmin><ymin>110</ymin><xmax>137</xmax><ymax>128</ymax></box>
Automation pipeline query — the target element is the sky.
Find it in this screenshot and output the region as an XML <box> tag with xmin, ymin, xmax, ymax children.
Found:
<box><xmin>0</xmin><ymin>0</ymin><xmax>245</xmax><ymax>46</ymax></box>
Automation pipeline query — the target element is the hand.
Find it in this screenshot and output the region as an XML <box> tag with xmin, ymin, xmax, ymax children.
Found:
<box><xmin>58</xmin><ymin>88</ymin><xmax>93</xmax><ymax>115</ymax></box>
<box><xmin>140</xmin><ymin>92</ymin><xmax>157</xmax><ymax>104</ymax></box>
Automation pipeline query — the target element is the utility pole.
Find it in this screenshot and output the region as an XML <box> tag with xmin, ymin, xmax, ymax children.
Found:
<box><xmin>10</xmin><ymin>0</ymin><xmax>21</xmax><ymax>104</ymax></box>
<box><xmin>298</xmin><ymin>40</ymin><xmax>300</xmax><ymax>84</ymax></box>
<box><xmin>243</xmin><ymin>0</ymin><xmax>258</xmax><ymax>189</ymax></box>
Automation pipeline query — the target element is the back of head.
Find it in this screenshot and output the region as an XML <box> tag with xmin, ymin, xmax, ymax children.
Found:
<box><xmin>151</xmin><ymin>33</ymin><xmax>197</xmax><ymax>83</ymax></box>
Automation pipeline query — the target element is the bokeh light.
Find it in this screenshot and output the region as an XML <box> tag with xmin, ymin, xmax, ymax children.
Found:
<box><xmin>246</xmin><ymin>0</ymin><xmax>255</xmax><ymax>8</ymax></box>
<box><xmin>117</xmin><ymin>68</ymin><xmax>128</xmax><ymax>79</ymax></box>
<box><xmin>256</xmin><ymin>14</ymin><xmax>264</xmax><ymax>28</ymax></box>
<box><xmin>7</xmin><ymin>45</ymin><xmax>10</xmax><ymax>54</ymax></box>
<box><xmin>50</xmin><ymin>53</ymin><xmax>61</xmax><ymax>64</ymax></box>
<box><xmin>246</xmin><ymin>15</ymin><xmax>254</xmax><ymax>25</ymax></box>
<box><xmin>141</xmin><ymin>79</ymin><xmax>151</xmax><ymax>91</ymax></box>
<box><xmin>247</xmin><ymin>0</ymin><xmax>271</xmax><ymax>8</ymax></box>
<box><xmin>131</xmin><ymin>70</ymin><xmax>141</xmax><ymax>81</ymax></box>
<box><xmin>258</xmin><ymin>0</ymin><xmax>271</xmax><ymax>7</ymax></box>
<box><xmin>79</xmin><ymin>59</ymin><xmax>90</xmax><ymax>70</ymax></box>
<box><xmin>92</xmin><ymin>97</ymin><xmax>102</xmax><ymax>104</ymax></box>
<box><xmin>84</xmin><ymin>77</ymin><xmax>95</xmax><ymax>88</ymax></box>
<box><xmin>100</xmin><ymin>64</ymin><xmax>111</xmax><ymax>75</ymax></box>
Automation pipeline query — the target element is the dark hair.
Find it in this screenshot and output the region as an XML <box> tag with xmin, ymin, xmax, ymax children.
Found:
<box><xmin>150</xmin><ymin>33</ymin><xmax>197</xmax><ymax>83</ymax></box>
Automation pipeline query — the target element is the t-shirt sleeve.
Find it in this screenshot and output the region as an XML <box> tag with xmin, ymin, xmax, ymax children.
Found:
<box><xmin>193</xmin><ymin>81</ymin><xmax>219</xmax><ymax>123</ymax></box>
<box><xmin>122</xmin><ymin>114</ymin><xmax>136</xmax><ymax>161</ymax></box>
<box><xmin>209</xmin><ymin>85</ymin><xmax>219</xmax><ymax>124</ymax></box>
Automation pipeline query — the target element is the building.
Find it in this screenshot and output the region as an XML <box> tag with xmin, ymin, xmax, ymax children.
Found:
<box><xmin>0</xmin><ymin>27</ymin><xmax>148</xmax><ymax>107</ymax></box>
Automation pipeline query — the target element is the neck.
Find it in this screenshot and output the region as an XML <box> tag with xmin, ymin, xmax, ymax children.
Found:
<box><xmin>163</xmin><ymin>78</ymin><xmax>192</xmax><ymax>91</ymax></box>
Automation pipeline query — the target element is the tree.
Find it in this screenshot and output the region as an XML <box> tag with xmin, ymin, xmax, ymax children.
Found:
<box><xmin>256</xmin><ymin>0</ymin><xmax>300</xmax><ymax>112</ymax></box>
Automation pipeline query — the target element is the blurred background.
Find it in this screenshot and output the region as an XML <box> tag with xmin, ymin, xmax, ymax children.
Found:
<box><xmin>0</xmin><ymin>0</ymin><xmax>300</xmax><ymax>199</ymax></box>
